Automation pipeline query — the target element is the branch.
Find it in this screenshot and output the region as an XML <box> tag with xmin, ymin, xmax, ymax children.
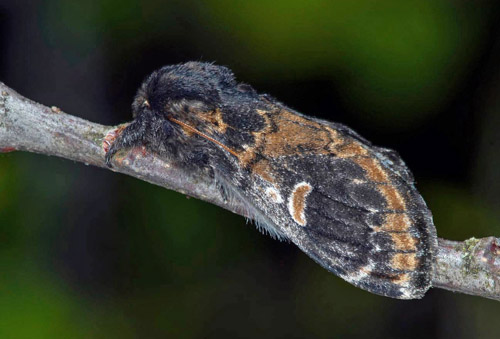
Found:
<box><xmin>0</xmin><ymin>82</ymin><xmax>250</xmax><ymax>218</ymax></box>
<box><xmin>433</xmin><ymin>237</ymin><xmax>500</xmax><ymax>301</ymax></box>
<box><xmin>1</xmin><ymin>82</ymin><xmax>499</xmax><ymax>301</ymax></box>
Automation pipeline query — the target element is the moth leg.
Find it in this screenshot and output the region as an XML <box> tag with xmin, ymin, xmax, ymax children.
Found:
<box><xmin>215</xmin><ymin>178</ymin><xmax>230</xmax><ymax>202</ymax></box>
<box><xmin>104</xmin><ymin>121</ymin><xmax>146</xmax><ymax>168</ymax></box>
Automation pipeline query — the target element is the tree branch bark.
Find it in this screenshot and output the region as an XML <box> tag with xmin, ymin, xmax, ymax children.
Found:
<box><xmin>1</xmin><ymin>82</ymin><xmax>499</xmax><ymax>301</ymax></box>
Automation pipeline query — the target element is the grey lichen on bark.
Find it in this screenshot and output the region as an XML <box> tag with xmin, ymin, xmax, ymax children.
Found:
<box><xmin>1</xmin><ymin>82</ymin><xmax>499</xmax><ymax>301</ymax></box>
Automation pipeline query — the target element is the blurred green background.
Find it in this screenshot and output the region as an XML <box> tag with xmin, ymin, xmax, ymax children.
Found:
<box><xmin>1</xmin><ymin>0</ymin><xmax>500</xmax><ymax>338</ymax></box>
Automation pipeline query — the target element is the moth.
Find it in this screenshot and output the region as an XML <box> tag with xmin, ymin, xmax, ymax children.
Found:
<box><xmin>105</xmin><ymin>62</ymin><xmax>437</xmax><ymax>299</ymax></box>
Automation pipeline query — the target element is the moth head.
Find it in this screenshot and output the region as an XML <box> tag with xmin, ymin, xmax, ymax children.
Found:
<box><xmin>132</xmin><ymin>62</ymin><xmax>254</xmax><ymax>119</ymax></box>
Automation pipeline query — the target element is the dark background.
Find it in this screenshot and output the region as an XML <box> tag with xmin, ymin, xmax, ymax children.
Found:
<box><xmin>1</xmin><ymin>1</ymin><xmax>500</xmax><ymax>338</ymax></box>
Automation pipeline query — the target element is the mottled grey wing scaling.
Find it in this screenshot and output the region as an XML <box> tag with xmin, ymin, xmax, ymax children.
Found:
<box><xmin>220</xmin><ymin>108</ymin><xmax>437</xmax><ymax>299</ymax></box>
<box><xmin>275</xmin><ymin>153</ymin><xmax>436</xmax><ymax>299</ymax></box>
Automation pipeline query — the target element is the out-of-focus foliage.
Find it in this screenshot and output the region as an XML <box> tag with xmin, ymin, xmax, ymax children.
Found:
<box><xmin>1</xmin><ymin>0</ymin><xmax>499</xmax><ymax>338</ymax></box>
<box><xmin>202</xmin><ymin>0</ymin><xmax>481</xmax><ymax>127</ymax></box>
